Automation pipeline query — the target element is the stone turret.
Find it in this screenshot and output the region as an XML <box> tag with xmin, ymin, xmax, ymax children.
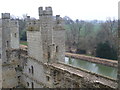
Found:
<box><xmin>1</xmin><ymin>13</ymin><xmax>11</xmax><ymax>63</ymax></box>
<box><xmin>52</xmin><ymin>15</ymin><xmax>65</xmax><ymax>62</ymax></box>
<box><xmin>26</xmin><ymin>19</ymin><xmax>43</xmax><ymax>62</ymax></box>
<box><xmin>1</xmin><ymin>13</ymin><xmax>19</xmax><ymax>88</ymax></box>
<box><xmin>1</xmin><ymin>13</ymin><xmax>19</xmax><ymax>50</ymax></box>
<box><xmin>38</xmin><ymin>6</ymin><xmax>53</xmax><ymax>63</ymax></box>
<box><xmin>2</xmin><ymin>13</ymin><xmax>10</xmax><ymax>19</ymax></box>
<box><xmin>10</xmin><ymin>20</ymin><xmax>19</xmax><ymax>49</ymax></box>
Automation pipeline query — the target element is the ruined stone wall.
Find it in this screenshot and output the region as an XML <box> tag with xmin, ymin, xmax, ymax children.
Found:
<box><xmin>49</xmin><ymin>62</ymin><xmax>117</xmax><ymax>89</ymax></box>
<box><xmin>2</xmin><ymin>49</ymin><xmax>20</xmax><ymax>88</ymax></box>
<box><xmin>19</xmin><ymin>49</ymin><xmax>117</xmax><ymax>89</ymax></box>
<box><xmin>2</xmin><ymin>65</ymin><xmax>18</xmax><ymax>88</ymax></box>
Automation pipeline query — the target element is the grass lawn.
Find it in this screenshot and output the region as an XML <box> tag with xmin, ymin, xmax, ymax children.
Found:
<box><xmin>20</xmin><ymin>41</ymin><xmax>27</xmax><ymax>46</ymax></box>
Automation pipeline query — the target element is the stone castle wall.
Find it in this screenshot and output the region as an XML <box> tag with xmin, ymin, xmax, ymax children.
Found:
<box><xmin>19</xmin><ymin>48</ymin><xmax>117</xmax><ymax>89</ymax></box>
<box><xmin>0</xmin><ymin>7</ymin><xmax>118</xmax><ymax>89</ymax></box>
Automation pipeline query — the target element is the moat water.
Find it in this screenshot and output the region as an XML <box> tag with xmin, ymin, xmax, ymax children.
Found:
<box><xmin>65</xmin><ymin>57</ymin><xmax>117</xmax><ymax>79</ymax></box>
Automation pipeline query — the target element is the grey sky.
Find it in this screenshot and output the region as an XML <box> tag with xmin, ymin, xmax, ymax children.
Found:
<box><xmin>0</xmin><ymin>0</ymin><xmax>119</xmax><ymax>20</ymax></box>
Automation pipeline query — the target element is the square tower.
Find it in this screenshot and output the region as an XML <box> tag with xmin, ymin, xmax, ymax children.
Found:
<box><xmin>1</xmin><ymin>13</ymin><xmax>11</xmax><ymax>63</ymax></box>
<box><xmin>38</xmin><ymin>7</ymin><xmax>54</xmax><ymax>63</ymax></box>
<box><xmin>26</xmin><ymin>19</ymin><xmax>43</xmax><ymax>62</ymax></box>
<box><xmin>10</xmin><ymin>20</ymin><xmax>19</xmax><ymax>49</ymax></box>
<box><xmin>52</xmin><ymin>15</ymin><xmax>65</xmax><ymax>62</ymax></box>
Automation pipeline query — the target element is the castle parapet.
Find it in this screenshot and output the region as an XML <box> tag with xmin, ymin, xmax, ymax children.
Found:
<box><xmin>2</xmin><ymin>13</ymin><xmax>10</xmax><ymax>19</ymax></box>
<box><xmin>38</xmin><ymin>6</ymin><xmax>53</xmax><ymax>16</ymax></box>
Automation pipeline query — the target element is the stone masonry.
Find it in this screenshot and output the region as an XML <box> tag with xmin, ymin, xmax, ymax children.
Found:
<box><xmin>0</xmin><ymin>7</ymin><xmax>119</xmax><ymax>89</ymax></box>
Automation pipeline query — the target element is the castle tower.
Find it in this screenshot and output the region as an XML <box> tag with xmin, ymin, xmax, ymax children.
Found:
<box><xmin>10</xmin><ymin>20</ymin><xmax>19</xmax><ymax>49</ymax></box>
<box><xmin>38</xmin><ymin>7</ymin><xmax>54</xmax><ymax>63</ymax></box>
<box><xmin>23</xmin><ymin>7</ymin><xmax>65</xmax><ymax>88</ymax></box>
<box><xmin>26</xmin><ymin>19</ymin><xmax>43</xmax><ymax>62</ymax></box>
<box><xmin>1</xmin><ymin>13</ymin><xmax>11</xmax><ymax>63</ymax></box>
<box><xmin>0</xmin><ymin>13</ymin><xmax>20</xmax><ymax>88</ymax></box>
<box><xmin>52</xmin><ymin>15</ymin><xmax>65</xmax><ymax>62</ymax></box>
<box><xmin>25</xmin><ymin>18</ymin><xmax>47</xmax><ymax>88</ymax></box>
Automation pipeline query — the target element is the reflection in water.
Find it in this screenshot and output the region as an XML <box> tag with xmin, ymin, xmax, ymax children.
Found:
<box><xmin>65</xmin><ymin>57</ymin><xmax>117</xmax><ymax>79</ymax></box>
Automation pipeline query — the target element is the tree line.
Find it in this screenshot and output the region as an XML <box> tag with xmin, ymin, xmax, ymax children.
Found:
<box><xmin>64</xmin><ymin>16</ymin><xmax>118</xmax><ymax>60</ymax></box>
<box><xmin>18</xmin><ymin>15</ymin><xmax>118</xmax><ymax>60</ymax></box>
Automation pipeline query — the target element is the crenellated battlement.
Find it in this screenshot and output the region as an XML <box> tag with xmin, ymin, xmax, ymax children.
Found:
<box><xmin>2</xmin><ymin>13</ymin><xmax>10</xmax><ymax>19</ymax></box>
<box><xmin>38</xmin><ymin>6</ymin><xmax>52</xmax><ymax>16</ymax></box>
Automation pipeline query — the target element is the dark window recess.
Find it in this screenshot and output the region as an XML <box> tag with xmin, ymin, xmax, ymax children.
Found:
<box><xmin>18</xmin><ymin>76</ymin><xmax>21</xmax><ymax>79</ymax></box>
<box><xmin>29</xmin><ymin>68</ymin><xmax>31</xmax><ymax>73</ymax></box>
<box><xmin>31</xmin><ymin>66</ymin><xmax>34</xmax><ymax>74</ymax></box>
<box><xmin>6</xmin><ymin>41</ymin><xmax>9</xmax><ymax>47</ymax></box>
<box><xmin>15</xmin><ymin>33</ymin><xmax>17</xmax><ymax>37</ymax></box>
<box><xmin>48</xmin><ymin>52</ymin><xmax>50</xmax><ymax>60</ymax></box>
<box><xmin>57</xmin><ymin>21</ymin><xmax>60</xmax><ymax>24</ymax></box>
<box><xmin>27</xmin><ymin>82</ymin><xmax>29</xmax><ymax>86</ymax></box>
<box><xmin>15</xmin><ymin>22</ymin><xmax>17</xmax><ymax>24</ymax></box>
<box><xmin>46</xmin><ymin>76</ymin><xmax>50</xmax><ymax>81</ymax></box>
<box><xmin>31</xmin><ymin>82</ymin><xmax>34</xmax><ymax>89</ymax></box>
<box><xmin>0</xmin><ymin>54</ymin><xmax>1</xmax><ymax>59</ymax></box>
<box><xmin>56</xmin><ymin>46</ymin><xmax>58</xmax><ymax>52</ymax></box>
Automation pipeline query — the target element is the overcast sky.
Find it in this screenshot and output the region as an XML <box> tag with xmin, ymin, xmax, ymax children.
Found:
<box><xmin>0</xmin><ymin>0</ymin><xmax>119</xmax><ymax>20</ymax></box>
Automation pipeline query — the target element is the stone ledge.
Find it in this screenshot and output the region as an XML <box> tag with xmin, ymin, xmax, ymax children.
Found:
<box><xmin>65</xmin><ymin>53</ymin><xmax>118</xmax><ymax>68</ymax></box>
<box><xmin>50</xmin><ymin>62</ymin><xmax>117</xmax><ymax>89</ymax></box>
